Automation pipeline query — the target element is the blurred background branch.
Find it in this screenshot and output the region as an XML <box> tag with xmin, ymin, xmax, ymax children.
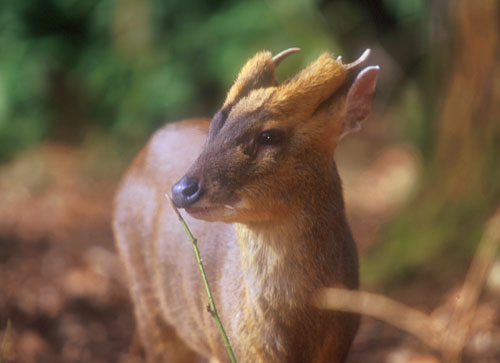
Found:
<box><xmin>316</xmin><ymin>206</ymin><xmax>500</xmax><ymax>362</ymax></box>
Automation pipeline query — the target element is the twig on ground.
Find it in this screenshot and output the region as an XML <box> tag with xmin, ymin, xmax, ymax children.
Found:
<box><xmin>313</xmin><ymin>288</ymin><xmax>446</xmax><ymax>350</ymax></box>
<box><xmin>442</xmin><ymin>207</ymin><xmax>500</xmax><ymax>361</ymax></box>
<box><xmin>166</xmin><ymin>194</ymin><xmax>237</xmax><ymax>363</ymax></box>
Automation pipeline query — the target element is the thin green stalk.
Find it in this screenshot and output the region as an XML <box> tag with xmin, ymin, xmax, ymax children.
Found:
<box><xmin>166</xmin><ymin>195</ymin><xmax>237</xmax><ymax>363</ymax></box>
<box><xmin>0</xmin><ymin>320</ymin><xmax>11</xmax><ymax>363</ymax></box>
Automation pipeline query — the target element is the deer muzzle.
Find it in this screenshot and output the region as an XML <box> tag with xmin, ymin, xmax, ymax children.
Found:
<box><xmin>171</xmin><ymin>174</ymin><xmax>204</xmax><ymax>208</ymax></box>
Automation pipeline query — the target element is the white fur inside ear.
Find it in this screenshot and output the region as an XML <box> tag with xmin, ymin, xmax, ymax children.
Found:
<box><xmin>341</xmin><ymin>65</ymin><xmax>379</xmax><ymax>139</ymax></box>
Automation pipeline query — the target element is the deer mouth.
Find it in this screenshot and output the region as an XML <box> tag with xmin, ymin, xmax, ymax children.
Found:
<box><xmin>185</xmin><ymin>205</ymin><xmax>216</xmax><ymax>215</ymax></box>
<box><xmin>185</xmin><ymin>203</ymin><xmax>236</xmax><ymax>222</ymax></box>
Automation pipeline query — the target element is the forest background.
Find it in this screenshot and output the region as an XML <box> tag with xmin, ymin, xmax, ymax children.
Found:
<box><xmin>0</xmin><ymin>0</ymin><xmax>499</xmax><ymax>362</ymax></box>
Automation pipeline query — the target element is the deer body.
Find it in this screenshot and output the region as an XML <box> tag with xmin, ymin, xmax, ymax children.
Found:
<box><xmin>113</xmin><ymin>49</ymin><xmax>378</xmax><ymax>362</ymax></box>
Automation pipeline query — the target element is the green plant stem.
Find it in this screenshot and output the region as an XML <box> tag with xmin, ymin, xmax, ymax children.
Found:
<box><xmin>166</xmin><ymin>195</ymin><xmax>237</xmax><ymax>363</ymax></box>
<box><xmin>0</xmin><ymin>320</ymin><xmax>11</xmax><ymax>363</ymax></box>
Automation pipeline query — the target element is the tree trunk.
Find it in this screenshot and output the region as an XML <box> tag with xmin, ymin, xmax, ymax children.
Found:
<box><xmin>363</xmin><ymin>0</ymin><xmax>500</xmax><ymax>286</ymax></box>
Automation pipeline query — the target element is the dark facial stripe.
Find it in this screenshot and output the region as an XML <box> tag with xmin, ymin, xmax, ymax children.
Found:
<box><xmin>209</xmin><ymin>103</ymin><xmax>233</xmax><ymax>139</ymax></box>
<box><xmin>209</xmin><ymin>68</ymin><xmax>276</xmax><ymax>139</ymax></box>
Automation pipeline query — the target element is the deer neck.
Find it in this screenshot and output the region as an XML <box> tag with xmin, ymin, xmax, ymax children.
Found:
<box><xmin>235</xmin><ymin>188</ymin><xmax>349</xmax><ymax>311</ymax></box>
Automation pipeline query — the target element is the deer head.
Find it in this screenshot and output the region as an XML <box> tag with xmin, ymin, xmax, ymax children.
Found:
<box><xmin>172</xmin><ymin>48</ymin><xmax>379</xmax><ymax>223</ymax></box>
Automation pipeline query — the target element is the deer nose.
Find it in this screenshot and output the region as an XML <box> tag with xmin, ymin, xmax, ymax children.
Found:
<box><xmin>171</xmin><ymin>175</ymin><xmax>204</xmax><ymax>208</ymax></box>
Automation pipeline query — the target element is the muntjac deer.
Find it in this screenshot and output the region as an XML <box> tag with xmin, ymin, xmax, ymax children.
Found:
<box><xmin>113</xmin><ymin>48</ymin><xmax>379</xmax><ymax>362</ymax></box>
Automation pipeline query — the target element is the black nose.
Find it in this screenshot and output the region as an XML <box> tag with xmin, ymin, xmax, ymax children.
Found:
<box><xmin>171</xmin><ymin>175</ymin><xmax>204</xmax><ymax>208</ymax></box>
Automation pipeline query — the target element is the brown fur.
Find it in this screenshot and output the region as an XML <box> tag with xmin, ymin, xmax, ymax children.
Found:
<box><xmin>113</xmin><ymin>50</ymin><xmax>378</xmax><ymax>362</ymax></box>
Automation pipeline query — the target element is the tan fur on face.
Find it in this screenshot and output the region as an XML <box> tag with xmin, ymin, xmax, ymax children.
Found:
<box><xmin>215</xmin><ymin>52</ymin><xmax>348</xmax><ymax>158</ymax></box>
<box><xmin>224</xmin><ymin>51</ymin><xmax>346</xmax><ymax>123</ymax></box>
<box><xmin>227</xmin><ymin>88</ymin><xmax>275</xmax><ymax>121</ymax></box>
<box><xmin>182</xmin><ymin>52</ymin><xmax>352</xmax><ymax>225</ymax></box>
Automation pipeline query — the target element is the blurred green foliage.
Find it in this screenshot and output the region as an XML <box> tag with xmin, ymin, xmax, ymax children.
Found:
<box><xmin>0</xmin><ymin>0</ymin><xmax>427</xmax><ymax>162</ymax></box>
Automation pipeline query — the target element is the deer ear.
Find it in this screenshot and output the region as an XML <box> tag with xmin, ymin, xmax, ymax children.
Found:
<box><xmin>341</xmin><ymin>65</ymin><xmax>379</xmax><ymax>139</ymax></box>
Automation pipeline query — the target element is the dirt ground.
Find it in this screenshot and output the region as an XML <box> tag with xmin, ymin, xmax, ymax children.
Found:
<box><xmin>1</xmin><ymin>142</ymin><xmax>499</xmax><ymax>363</ymax></box>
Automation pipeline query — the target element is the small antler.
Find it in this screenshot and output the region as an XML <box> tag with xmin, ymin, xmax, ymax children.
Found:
<box><xmin>345</xmin><ymin>49</ymin><xmax>371</xmax><ymax>70</ymax></box>
<box><xmin>272</xmin><ymin>48</ymin><xmax>301</xmax><ymax>67</ymax></box>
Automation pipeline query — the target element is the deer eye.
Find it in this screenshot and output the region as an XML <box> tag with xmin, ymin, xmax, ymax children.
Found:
<box><xmin>257</xmin><ymin>129</ymin><xmax>284</xmax><ymax>146</ymax></box>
